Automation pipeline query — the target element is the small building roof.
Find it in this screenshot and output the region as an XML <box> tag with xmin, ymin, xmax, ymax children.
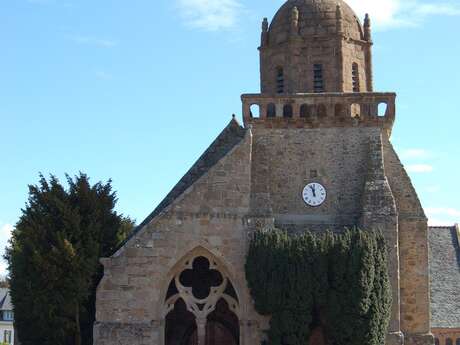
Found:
<box><xmin>429</xmin><ymin>225</ymin><xmax>460</xmax><ymax>328</ymax></box>
<box><xmin>0</xmin><ymin>288</ymin><xmax>12</xmax><ymax>311</ymax></box>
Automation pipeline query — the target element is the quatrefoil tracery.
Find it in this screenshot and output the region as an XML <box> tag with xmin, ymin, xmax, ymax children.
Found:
<box><xmin>164</xmin><ymin>255</ymin><xmax>240</xmax><ymax>319</ymax></box>
<box><xmin>178</xmin><ymin>256</ymin><xmax>224</xmax><ymax>300</ymax></box>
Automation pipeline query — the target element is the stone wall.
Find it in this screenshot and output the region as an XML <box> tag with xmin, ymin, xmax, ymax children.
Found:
<box><xmin>251</xmin><ymin>126</ymin><xmax>378</xmax><ymax>229</ymax></box>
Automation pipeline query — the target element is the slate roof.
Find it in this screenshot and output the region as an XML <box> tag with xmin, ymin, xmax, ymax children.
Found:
<box><xmin>115</xmin><ymin>117</ymin><xmax>247</xmax><ymax>253</ymax></box>
<box><xmin>429</xmin><ymin>225</ymin><xmax>460</xmax><ymax>328</ymax></box>
<box><xmin>0</xmin><ymin>288</ymin><xmax>12</xmax><ymax>311</ymax></box>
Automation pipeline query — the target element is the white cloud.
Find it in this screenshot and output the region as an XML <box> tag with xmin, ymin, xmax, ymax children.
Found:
<box><xmin>400</xmin><ymin>148</ymin><xmax>435</xmax><ymax>174</ymax></box>
<box><xmin>346</xmin><ymin>0</ymin><xmax>405</xmax><ymax>28</ymax></box>
<box><xmin>400</xmin><ymin>148</ymin><xmax>430</xmax><ymax>160</ymax></box>
<box><xmin>0</xmin><ymin>224</ymin><xmax>13</xmax><ymax>277</ymax></box>
<box><xmin>406</xmin><ymin>164</ymin><xmax>434</xmax><ymax>173</ymax></box>
<box><xmin>345</xmin><ymin>0</ymin><xmax>460</xmax><ymax>29</ymax></box>
<box><xmin>426</xmin><ymin>208</ymin><xmax>460</xmax><ymax>226</ymax></box>
<box><xmin>426</xmin><ymin>207</ymin><xmax>460</xmax><ymax>218</ymax></box>
<box><xmin>177</xmin><ymin>0</ymin><xmax>243</xmax><ymax>31</ymax></box>
<box><xmin>415</xmin><ymin>3</ymin><xmax>460</xmax><ymax>16</ymax></box>
<box><xmin>67</xmin><ymin>35</ymin><xmax>118</xmax><ymax>48</ymax></box>
<box><xmin>428</xmin><ymin>218</ymin><xmax>455</xmax><ymax>227</ymax></box>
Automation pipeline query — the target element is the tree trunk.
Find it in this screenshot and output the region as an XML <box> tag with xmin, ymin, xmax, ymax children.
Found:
<box><xmin>75</xmin><ymin>302</ymin><xmax>81</xmax><ymax>345</ymax></box>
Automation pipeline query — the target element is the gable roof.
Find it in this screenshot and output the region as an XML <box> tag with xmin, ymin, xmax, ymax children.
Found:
<box><xmin>115</xmin><ymin>117</ymin><xmax>247</xmax><ymax>254</ymax></box>
<box><xmin>0</xmin><ymin>288</ymin><xmax>12</xmax><ymax>311</ymax></box>
<box><xmin>429</xmin><ymin>225</ymin><xmax>460</xmax><ymax>328</ymax></box>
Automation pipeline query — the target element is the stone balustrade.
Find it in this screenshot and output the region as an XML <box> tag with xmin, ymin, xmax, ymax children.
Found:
<box><xmin>241</xmin><ymin>93</ymin><xmax>396</xmax><ymax>131</ymax></box>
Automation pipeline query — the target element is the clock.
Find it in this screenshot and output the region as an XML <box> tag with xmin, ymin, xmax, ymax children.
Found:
<box><xmin>302</xmin><ymin>183</ymin><xmax>327</xmax><ymax>207</ymax></box>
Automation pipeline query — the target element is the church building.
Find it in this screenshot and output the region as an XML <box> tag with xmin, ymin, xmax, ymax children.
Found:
<box><xmin>93</xmin><ymin>1</ymin><xmax>434</xmax><ymax>345</ymax></box>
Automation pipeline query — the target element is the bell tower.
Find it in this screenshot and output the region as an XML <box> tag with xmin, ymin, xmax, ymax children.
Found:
<box><xmin>242</xmin><ymin>0</ymin><xmax>394</xmax><ymax>131</ymax></box>
<box><xmin>242</xmin><ymin>2</ymin><xmax>433</xmax><ymax>345</ymax></box>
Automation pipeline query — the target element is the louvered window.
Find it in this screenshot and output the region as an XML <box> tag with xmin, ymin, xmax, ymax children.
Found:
<box><xmin>276</xmin><ymin>67</ymin><xmax>284</xmax><ymax>94</ymax></box>
<box><xmin>313</xmin><ymin>64</ymin><xmax>324</xmax><ymax>93</ymax></box>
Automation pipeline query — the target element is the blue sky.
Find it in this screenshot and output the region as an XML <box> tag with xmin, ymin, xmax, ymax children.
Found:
<box><xmin>1</xmin><ymin>0</ymin><xmax>459</xmax><ymax>274</ymax></box>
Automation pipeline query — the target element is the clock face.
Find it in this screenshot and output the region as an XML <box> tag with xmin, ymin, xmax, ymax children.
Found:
<box><xmin>302</xmin><ymin>183</ymin><xmax>327</xmax><ymax>207</ymax></box>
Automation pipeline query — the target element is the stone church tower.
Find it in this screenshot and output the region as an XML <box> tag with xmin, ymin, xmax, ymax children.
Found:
<box><xmin>93</xmin><ymin>1</ymin><xmax>434</xmax><ymax>345</ymax></box>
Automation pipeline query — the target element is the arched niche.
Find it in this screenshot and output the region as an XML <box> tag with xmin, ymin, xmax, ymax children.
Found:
<box><xmin>317</xmin><ymin>104</ymin><xmax>327</xmax><ymax>118</ymax></box>
<box><xmin>334</xmin><ymin>103</ymin><xmax>346</xmax><ymax>118</ymax></box>
<box><xmin>283</xmin><ymin>104</ymin><xmax>293</xmax><ymax>118</ymax></box>
<box><xmin>267</xmin><ymin>103</ymin><xmax>276</xmax><ymax>118</ymax></box>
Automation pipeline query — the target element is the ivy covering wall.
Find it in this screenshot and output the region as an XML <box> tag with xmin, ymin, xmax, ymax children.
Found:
<box><xmin>245</xmin><ymin>228</ymin><xmax>391</xmax><ymax>345</ymax></box>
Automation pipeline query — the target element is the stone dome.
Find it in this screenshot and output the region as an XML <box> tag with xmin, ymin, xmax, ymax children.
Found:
<box><xmin>268</xmin><ymin>0</ymin><xmax>364</xmax><ymax>46</ymax></box>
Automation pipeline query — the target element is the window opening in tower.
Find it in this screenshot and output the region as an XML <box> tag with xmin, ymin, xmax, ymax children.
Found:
<box><xmin>276</xmin><ymin>67</ymin><xmax>284</xmax><ymax>94</ymax></box>
<box><xmin>313</xmin><ymin>64</ymin><xmax>324</xmax><ymax>93</ymax></box>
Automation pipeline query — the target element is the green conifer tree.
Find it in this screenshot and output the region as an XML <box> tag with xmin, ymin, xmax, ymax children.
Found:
<box><xmin>5</xmin><ymin>174</ymin><xmax>134</xmax><ymax>345</ymax></box>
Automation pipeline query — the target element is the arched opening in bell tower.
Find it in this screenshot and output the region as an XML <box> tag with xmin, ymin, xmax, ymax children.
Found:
<box><xmin>283</xmin><ymin>104</ymin><xmax>293</xmax><ymax>118</ymax></box>
<box><xmin>267</xmin><ymin>103</ymin><xmax>276</xmax><ymax>117</ymax></box>
<box><xmin>164</xmin><ymin>252</ymin><xmax>240</xmax><ymax>345</ymax></box>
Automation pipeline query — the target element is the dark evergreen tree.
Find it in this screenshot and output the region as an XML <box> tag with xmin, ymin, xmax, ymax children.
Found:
<box><xmin>5</xmin><ymin>174</ymin><xmax>134</xmax><ymax>345</ymax></box>
<box><xmin>246</xmin><ymin>228</ymin><xmax>392</xmax><ymax>345</ymax></box>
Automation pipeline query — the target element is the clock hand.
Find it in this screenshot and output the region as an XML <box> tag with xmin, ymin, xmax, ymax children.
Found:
<box><xmin>310</xmin><ymin>185</ymin><xmax>316</xmax><ymax>197</ymax></box>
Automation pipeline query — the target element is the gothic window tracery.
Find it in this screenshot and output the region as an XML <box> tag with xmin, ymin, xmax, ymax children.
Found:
<box><xmin>164</xmin><ymin>253</ymin><xmax>240</xmax><ymax>345</ymax></box>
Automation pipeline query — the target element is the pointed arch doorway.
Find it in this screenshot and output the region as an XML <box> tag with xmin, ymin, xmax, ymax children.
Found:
<box><xmin>163</xmin><ymin>252</ymin><xmax>240</xmax><ymax>345</ymax></box>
